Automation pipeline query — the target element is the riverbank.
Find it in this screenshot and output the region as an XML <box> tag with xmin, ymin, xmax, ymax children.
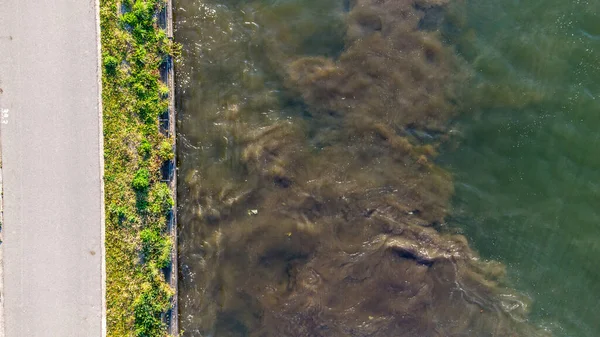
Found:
<box><xmin>100</xmin><ymin>0</ymin><xmax>178</xmax><ymax>335</ymax></box>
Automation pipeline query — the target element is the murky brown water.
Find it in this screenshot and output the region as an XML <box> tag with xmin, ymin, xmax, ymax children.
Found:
<box><xmin>175</xmin><ymin>0</ymin><xmax>548</xmax><ymax>335</ymax></box>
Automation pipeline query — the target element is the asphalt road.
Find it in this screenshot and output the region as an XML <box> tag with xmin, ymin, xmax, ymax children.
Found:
<box><xmin>0</xmin><ymin>1</ymin><xmax>105</xmax><ymax>336</ymax></box>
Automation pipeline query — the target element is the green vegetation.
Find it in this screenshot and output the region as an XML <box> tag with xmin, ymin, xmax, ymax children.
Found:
<box><xmin>148</xmin><ymin>183</ymin><xmax>174</xmax><ymax>215</ymax></box>
<box><xmin>100</xmin><ymin>0</ymin><xmax>177</xmax><ymax>335</ymax></box>
<box><xmin>158</xmin><ymin>140</ymin><xmax>174</xmax><ymax>161</ymax></box>
<box><xmin>132</xmin><ymin>168</ymin><xmax>151</xmax><ymax>191</ymax></box>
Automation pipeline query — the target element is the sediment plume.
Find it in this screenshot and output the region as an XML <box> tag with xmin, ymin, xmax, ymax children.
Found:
<box><xmin>177</xmin><ymin>0</ymin><xmax>550</xmax><ymax>336</ymax></box>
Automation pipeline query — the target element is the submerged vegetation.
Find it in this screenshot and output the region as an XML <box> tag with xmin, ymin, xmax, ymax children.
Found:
<box><xmin>100</xmin><ymin>0</ymin><xmax>177</xmax><ymax>335</ymax></box>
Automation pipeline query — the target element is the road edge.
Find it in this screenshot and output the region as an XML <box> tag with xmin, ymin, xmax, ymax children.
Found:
<box><xmin>94</xmin><ymin>0</ymin><xmax>107</xmax><ymax>335</ymax></box>
<box><xmin>0</xmin><ymin>135</ymin><xmax>5</xmax><ymax>337</ymax></box>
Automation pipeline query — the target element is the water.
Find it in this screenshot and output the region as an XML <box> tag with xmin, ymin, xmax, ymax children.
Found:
<box><xmin>439</xmin><ymin>1</ymin><xmax>600</xmax><ymax>336</ymax></box>
<box><xmin>174</xmin><ymin>0</ymin><xmax>600</xmax><ymax>336</ymax></box>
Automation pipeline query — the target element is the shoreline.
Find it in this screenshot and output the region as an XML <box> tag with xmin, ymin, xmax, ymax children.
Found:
<box><xmin>159</xmin><ymin>0</ymin><xmax>179</xmax><ymax>334</ymax></box>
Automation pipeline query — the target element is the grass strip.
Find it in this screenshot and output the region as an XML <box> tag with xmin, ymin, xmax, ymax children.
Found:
<box><xmin>100</xmin><ymin>0</ymin><xmax>178</xmax><ymax>335</ymax></box>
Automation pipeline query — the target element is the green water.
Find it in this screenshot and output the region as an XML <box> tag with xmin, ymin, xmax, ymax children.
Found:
<box><xmin>174</xmin><ymin>0</ymin><xmax>600</xmax><ymax>335</ymax></box>
<box><xmin>440</xmin><ymin>1</ymin><xmax>600</xmax><ymax>336</ymax></box>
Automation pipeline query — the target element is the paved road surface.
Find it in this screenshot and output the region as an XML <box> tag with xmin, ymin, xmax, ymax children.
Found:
<box><xmin>0</xmin><ymin>1</ymin><xmax>105</xmax><ymax>336</ymax></box>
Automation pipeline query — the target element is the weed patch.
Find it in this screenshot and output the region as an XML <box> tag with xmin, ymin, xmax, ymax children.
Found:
<box><xmin>100</xmin><ymin>0</ymin><xmax>177</xmax><ymax>335</ymax></box>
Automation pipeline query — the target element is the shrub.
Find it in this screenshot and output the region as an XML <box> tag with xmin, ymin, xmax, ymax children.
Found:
<box><xmin>133</xmin><ymin>280</ymin><xmax>171</xmax><ymax>337</ymax></box>
<box><xmin>158</xmin><ymin>140</ymin><xmax>174</xmax><ymax>161</ymax></box>
<box><xmin>138</xmin><ymin>139</ymin><xmax>152</xmax><ymax>157</ymax></box>
<box><xmin>120</xmin><ymin>0</ymin><xmax>158</xmax><ymax>44</ymax></box>
<box><xmin>148</xmin><ymin>182</ymin><xmax>174</xmax><ymax>215</ymax></box>
<box><xmin>138</xmin><ymin>99</ymin><xmax>164</xmax><ymax>124</ymax></box>
<box><xmin>103</xmin><ymin>53</ymin><xmax>119</xmax><ymax>76</ymax></box>
<box><xmin>140</xmin><ymin>228</ymin><xmax>172</xmax><ymax>268</ymax></box>
<box><xmin>109</xmin><ymin>204</ymin><xmax>138</xmax><ymax>226</ymax></box>
<box><xmin>158</xmin><ymin>82</ymin><xmax>169</xmax><ymax>97</ymax></box>
<box><xmin>132</xmin><ymin>168</ymin><xmax>150</xmax><ymax>190</ymax></box>
<box><xmin>132</xmin><ymin>46</ymin><xmax>148</xmax><ymax>66</ymax></box>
